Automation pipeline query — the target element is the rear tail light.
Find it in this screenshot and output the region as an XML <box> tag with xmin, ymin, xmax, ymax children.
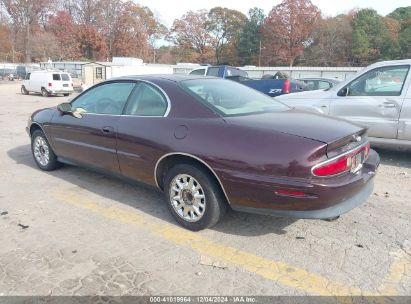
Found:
<box><xmin>48</xmin><ymin>82</ymin><xmax>52</xmax><ymax>87</ymax></box>
<box><xmin>312</xmin><ymin>142</ymin><xmax>370</xmax><ymax>177</ymax></box>
<box><xmin>283</xmin><ymin>79</ymin><xmax>290</xmax><ymax>94</ymax></box>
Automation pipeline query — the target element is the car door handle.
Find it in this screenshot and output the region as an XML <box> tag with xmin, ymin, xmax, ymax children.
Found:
<box><xmin>102</xmin><ymin>126</ymin><xmax>114</xmax><ymax>134</ymax></box>
<box><xmin>379</xmin><ymin>102</ymin><xmax>397</xmax><ymax>108</ymax></box>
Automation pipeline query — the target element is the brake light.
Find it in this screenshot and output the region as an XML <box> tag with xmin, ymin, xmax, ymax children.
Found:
<box><xmin>283</xmin><ymin>79</ymin><xmax>290</xmax><ymax>94</ymax></box>
<box><xmin>312</xmin><ymin>142</ymin><xmax>370</xmax><ymax>177</ymax></box>
<box><xmin>48</xmin><ymin>82</ymin><xmax>52</xmax><ymax>87</ymax></box>
<box><xmin>275</xmin><ymin>189</ymin><xmax>309</xmax><ymax>198</ymax></box>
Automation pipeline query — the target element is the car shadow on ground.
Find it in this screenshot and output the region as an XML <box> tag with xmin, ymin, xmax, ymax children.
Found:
<box><xmin>7</xmin><ymin>144</ymin><xmax>297</xmax><ymax>236</ymax></box>
<box><xmin>373</xmin><ymin>146</ymin><xmax>411</xmax><ymax>169</ymax></box>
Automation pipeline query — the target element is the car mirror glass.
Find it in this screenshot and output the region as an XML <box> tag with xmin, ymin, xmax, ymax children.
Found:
<box><xmin>57</xmin><ymin>102</ymin><xmax>72</xmax><ymax>113</ymax></box>
<box><xmin>337</xmin><ymin>86</ymin><xmax>348</xmax><ymax>97</ymax></box>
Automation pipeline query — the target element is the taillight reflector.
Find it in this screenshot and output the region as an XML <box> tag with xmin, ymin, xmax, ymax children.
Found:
<box><xmin>48</xmin><ymin>82</ymin><xmax>52</xmax><ymax>87</ymax></box>
<box><xmin>275</xmin><ymin>189</ymin><xmax>309</xmax><ymax>198</ymax></box>
<box><xmin>283</xmin><ymin>79</ymin><xmax>290</xmax><ymax>94</ymax></box>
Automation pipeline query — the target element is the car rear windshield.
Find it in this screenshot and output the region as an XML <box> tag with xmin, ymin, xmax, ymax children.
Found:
<box><xmin>180</xmin><ymin>79</ymin><xmax>289</xmax><ymax>117</ymax></box>
<box><xmin>52</xmin><ymin>73</ymin><xmax>70</xmax><ymax>81</ymax></box>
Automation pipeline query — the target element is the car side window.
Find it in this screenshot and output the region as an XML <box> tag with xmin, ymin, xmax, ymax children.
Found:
<box><xmin>318</xmin><ymin>81</ymin><xmax>331</xmax><ymax>90</ymax></box>
<box><xmin>124</xmin><ymin>82</ymin><xmax>168</xmax><ymax>116</ymax></box>
<box><xmin>206</xmin><ymin>67</ymin><xmax>220</xmax><ymax>77</ymax></box>
<box><xmin>71</xmin><ymin>82</ymin><xmax>135</xmax><ymax>115</ymax></box>
<box><xmin>189</xmin><ymin>69</ymin><xmax>205</xmax><ymax>75</ymax></box>
<box><xmin>347</xmin><ymin>65</ymin><xmax>410</xmax><ymax>96</ymax></box>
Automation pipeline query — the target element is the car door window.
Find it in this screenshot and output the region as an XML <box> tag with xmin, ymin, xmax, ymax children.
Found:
<box><xmin>318</xmin><ymin>81</ymin><xmax>331</xmax><ymax>90</ymax></box>
<box><xmin>206</xmin><ymin>67</ymin><xmax>220</xmax><ymax>77</ymax></box>
<box><xmin>347</xmin><ymin>65</ymin><xmax>410</xmax><ymax>96</ymax></box>
<box><xmin>124</xmin><ymin>82</ymin><xmax>168</xmax><ymax>116</ymax></box>
<box><xmin>189</xmin><ymin>69</ymin><xmax>205</xmax><ymax>75</ymax></box>
<box><xmin>71</xmin><ymin>82</ymin><xmax>135</xmax><ymax>115</ymax></box>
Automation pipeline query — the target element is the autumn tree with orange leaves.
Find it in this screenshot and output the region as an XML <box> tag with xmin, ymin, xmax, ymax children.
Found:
<box><xmin>261</xmin><ymin>0</ymin><xmax>321</xmax><ymax>66</ymax></box>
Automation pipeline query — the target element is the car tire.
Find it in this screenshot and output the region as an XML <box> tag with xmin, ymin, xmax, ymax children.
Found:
<box><xmin>41</xmin><ymin>88</ymin><xmax>50</xmax><ymax>97</ymax></box>
<box><xmin>21</xmin><ymin>86</ymin><xmax>29</xmax><ymax>95</ymax></box>
<box><xmin>31</xmin><ymin>130</ymin><xmax>61</xmax><ymax>171</ymax></box>
<box><xmin>164</xmin><ymin>163</ymin><xmax>227</xmax><ymax>231</ymax></box>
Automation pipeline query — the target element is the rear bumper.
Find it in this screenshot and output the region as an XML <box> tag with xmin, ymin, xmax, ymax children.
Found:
<box><xmin>231</xmin><ymin>178</ymin><xmax>374</xmax><ymax>219</ymax></box>
<box><xmin>47</xmin><ymin>89</ymin><xmax>73</xmax><ymax>94</ymax></box>
<box><xmin>227</xmin><ymin>149</ymin><xmax>380</xmax><ymax>219</ymax></box>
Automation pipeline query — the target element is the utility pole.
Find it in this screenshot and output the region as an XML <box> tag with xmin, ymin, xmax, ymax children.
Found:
<box><xmin>258</xmin><ymin>40</ymin><xmax>262</xmax><ymax>67</ymax></box>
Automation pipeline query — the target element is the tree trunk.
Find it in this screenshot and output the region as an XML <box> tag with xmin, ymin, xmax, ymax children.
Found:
<box><xmin>25</xmin><ymin>24</ymin><xmax>30</xmax><ymax>63</ymax></box>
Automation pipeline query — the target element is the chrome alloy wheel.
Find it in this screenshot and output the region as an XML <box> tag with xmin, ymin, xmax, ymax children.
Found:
<box><xmin>169</xmin><ymin>174</ymin><xmax>206</xmax><ymax>222</ymax></box>
<box><xmin>33</xmin><ymin>136</ymin><xmax>50</xmax><ymax>166</ymax></box>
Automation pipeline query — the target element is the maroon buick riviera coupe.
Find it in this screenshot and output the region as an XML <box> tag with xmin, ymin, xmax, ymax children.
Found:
<box><xmin>27</xmin><ymin>75</ymin><xmax>379</xmax><ymax>230</ymax></box>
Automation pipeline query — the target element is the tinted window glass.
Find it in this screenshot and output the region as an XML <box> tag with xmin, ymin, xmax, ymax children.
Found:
<box><xmin>61</xmin><ymin>74</ymin><xmax>69</xmax><ymax>81</ymax></box>
<box><xmin>124</xmin><ymin>83</ymin><xmax>168</xmax><ymax>116</ymax></box>
<box><xmin>347</xmin><ymin>65</ymin><xmax>410</xmax><ymax>96</ymax></box>
<box><xmin>226</xmin><ymin>67</ymin><xmax>248</xmax><ymax>77</ymax></box>
<box><xmin>318</xmin><ymin>81</ymin><xmax>331</xmax><ymax>89</ymax></box>
<box><xmin>53</xmin><ymin>74</ymin><xmax>61</xmax><ymax>81</ymax></box>
<box><xmin>71</xmin><ymin>82</ymin><xmax>135</xmax><ymax>115</ymax></box>
<box><xmin>189</xmin><ymin>69</ymin><xmax>205</xmax><ymax>75</ymax></box>
<box><xmin>206</xmin><ymin>67</ymin><xmax>220</xmax><ymax>77</ymax></box>
<box><xmin>180</xmin><ymin>79</ymin><xmax>289</xmax><ymax>117</ymax></box>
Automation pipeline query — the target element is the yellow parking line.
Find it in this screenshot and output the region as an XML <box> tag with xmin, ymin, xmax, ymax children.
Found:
<box><xmin>378</xmin><ymin>249</ymin><xmax>411</xmax><ymax>295</ymax></box>
<box><xmin>52</xmin><ymin>190</ymin><xmax>365</xmax><ymax>297</ymax></box>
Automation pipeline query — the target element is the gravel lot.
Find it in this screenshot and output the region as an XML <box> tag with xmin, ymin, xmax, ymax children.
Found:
<box><xmin>0</xmin><ymin>81</ymin><xmax>410</xmax><ymax>298</ymax></box>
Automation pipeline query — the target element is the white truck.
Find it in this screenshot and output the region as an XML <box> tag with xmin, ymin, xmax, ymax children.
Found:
<box><xmin>21</xmin><ymin>70</ymin><xmax>74</xmax><ymax>97</ymax></box>
<box><xmin>276</xmin><ymin>59</ymin><xmax>411</xmax><ymax>148</ymax></box>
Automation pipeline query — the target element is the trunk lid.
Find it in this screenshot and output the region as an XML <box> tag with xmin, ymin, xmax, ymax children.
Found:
<box><xmin>225</xmin><ymin>109</ymin><xmax>366</xmax><ymax>150</ymax></box>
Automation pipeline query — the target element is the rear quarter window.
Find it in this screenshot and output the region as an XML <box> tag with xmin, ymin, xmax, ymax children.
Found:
<box><xmin>61</xmin><ymin>74</ymin><xmax>70</xmax><ymax>81</ymax></box>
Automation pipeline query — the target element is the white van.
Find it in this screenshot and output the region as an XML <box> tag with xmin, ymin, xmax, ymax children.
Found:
<box><xmin>21</xmin><ymin>70</ymin><xmax>74</xmax><ymax>97</ymax></box>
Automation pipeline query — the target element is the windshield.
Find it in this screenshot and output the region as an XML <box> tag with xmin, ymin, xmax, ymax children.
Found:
<box><xmin>180</xmin><ymin>79</ymin><xmax>289</xmax><ymax>117</ymax></box>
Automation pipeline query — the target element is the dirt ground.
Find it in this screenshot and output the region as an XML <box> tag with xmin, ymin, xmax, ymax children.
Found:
<box><xmin>0</xmin><ymin>81</ymin><xmax>410</xmax><ymax>298</ymax></box>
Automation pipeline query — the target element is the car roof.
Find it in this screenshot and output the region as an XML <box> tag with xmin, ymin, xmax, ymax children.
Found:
<box><xmin>113</xmin><ymin>74</ymin><xmax>218</xmax><ymax>83</ymax></box>
<box><xmin>298</xmin><ymin>77</ymin><xmax>340</xmax><ymax>81</ymax></box>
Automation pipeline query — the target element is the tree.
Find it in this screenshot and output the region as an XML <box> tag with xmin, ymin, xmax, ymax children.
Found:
<box><xmin>351</xmin><ymin>9</ymin><xmax>399</xmax><ymax>65</ymax></box>
<box><xmin>110</xmin><ymin>2</ymin><xmax>164</xmax><ymax>61</ymax></box>
<box><xmin>73</xmin><ymin>25</ymin><xmax>107</xmax><ymax>60</ymax></box>
<box><xmin>261</xmin><ymin>0</ymin><xmax>321</xmax><ymax>66</ymax></box>
<box><xmin>48</xmin><ymin>10</ymin><xmax>79</xmax><ymax>60</ymax></box>
<box><xmin>207</xmin><ymin>7</ymin><xmax>246</xmax><ymax>64</ymax></box>
<box><xmin>388</xmin><ymin>7</ymin><xmax>411</xmax><ymax>59</ymax></box>
<box><xmin>302</xmin><ymin>15</ymin><xmax>353</xmax><ymax>66</ymax></box>
<box><xmin>1</xmin><ymin>0</ymin><xmax>52</xmax><ymax>62</ymax></box>
<box><xmin>168</xmin><ymin>10</ymin><xmax>214</xmax><ymax>63</ymax></box>
<box><xmin>236</xmin><ymin>8</ymin><xmax>265</xmax><ymax>66</ymax></box>
<box><xmin>0</xmin><ymin>23</ymin><xmax>12</xmax><ymax>61</ymax></box>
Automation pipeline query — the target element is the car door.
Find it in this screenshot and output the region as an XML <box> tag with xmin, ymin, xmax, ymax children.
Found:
<box><xmin>49</xmin><ymin>81</ymin><xmax>136</xmax><ymax>173</ymax></box>
<box><xmin>399</xmin><ymin>83</ymin><xmax>411</xmax><ymax>141</ymax></box>
<box><xmin>116</xmin><ymin>81</ymin><xmax>169</xmax><ymax>183</ymax></box>
<box><xmin>330</xmin><ymin>65</ymin><xmax>410</xmax><ymax>139</ymax></box>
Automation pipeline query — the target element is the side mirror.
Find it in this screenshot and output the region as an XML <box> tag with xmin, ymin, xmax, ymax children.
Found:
<box><xmin>57</xmin><ymin>103</ymin><xmax>82</xmax><ymax>118</ymax></box>
<box><xmin>337</xmin><ymin>86</ymin><xmax>349</xmax><ymax>97</ymax></box>
<box><xmin>57</xmin><ymin>102</ymin><xmax>72</xmax><ymax>113</ymax></box>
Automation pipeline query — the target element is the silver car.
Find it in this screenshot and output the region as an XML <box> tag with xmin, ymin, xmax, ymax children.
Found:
<box><xmin>277</xmin><ymin>60</ymin><xmax>411</xmax><ymax>148</ymax></box>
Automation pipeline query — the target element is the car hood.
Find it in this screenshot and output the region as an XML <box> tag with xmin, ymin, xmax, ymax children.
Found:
<box><xmin>225</xmin><ymin>109</ymin><xmax>364</xmax><ymax>144</ymax></box>
<box><xmin>275</xmin><ymin>89</ymin><xmax>333</xmax><ymax>100</ymax></box>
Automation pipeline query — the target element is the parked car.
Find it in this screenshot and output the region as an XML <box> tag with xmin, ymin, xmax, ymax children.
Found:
<box><xmin>297</xmin><ymin>77</ymin><xmax>341</xmax><ymax>91</ymax></box>
<box><xmin>21</xmin><ymin>70</ymin><xmax>74</xmax><ymax>97</ymax></box>
<box><xmin>189</xmin><ymin>65</ymin><xmax>307</xmax><ymax>97</ymax></box>
<box><xmin>27</xmin><ymin>75</ymin><xmax>379</xmax><ymax>230</ymax></box>
<box><xmin>277</xmin><ymin>60</ymin><xmax>411</xmax><ymax>148</ymax></box>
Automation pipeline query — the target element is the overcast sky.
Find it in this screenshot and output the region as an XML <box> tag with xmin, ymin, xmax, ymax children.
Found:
<box><xmin>136</xmin><ymin>0</ymin><xmax>411</xmax><ymax>27</ymax></box>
